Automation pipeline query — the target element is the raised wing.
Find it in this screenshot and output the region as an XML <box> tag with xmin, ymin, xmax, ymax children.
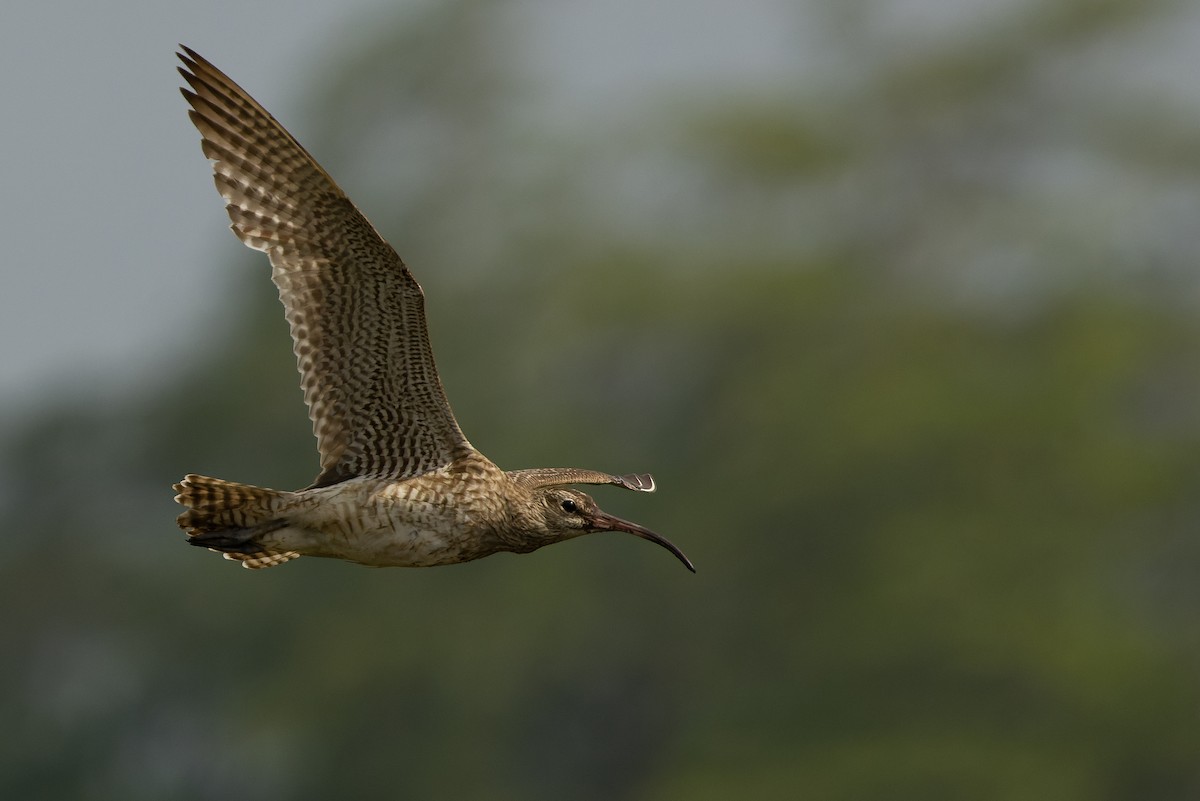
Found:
<box><xmin>178</xmin><ymin>47</ymin><xmax>474</xmax><ymax>485</ymax></box>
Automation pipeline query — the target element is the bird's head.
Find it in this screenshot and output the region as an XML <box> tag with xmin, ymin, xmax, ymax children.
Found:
<box><xmin>508</xmin><ymin>468</ymin><xmax>695</xmax><ymax>572</ymax></box>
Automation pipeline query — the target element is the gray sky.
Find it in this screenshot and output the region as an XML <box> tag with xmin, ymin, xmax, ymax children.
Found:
<box><xmin>2</xmin><ymin>0</ymin><xmax>1196</xmax><ymax>415</ymax></box>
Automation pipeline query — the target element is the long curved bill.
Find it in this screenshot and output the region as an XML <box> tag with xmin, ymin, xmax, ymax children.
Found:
<box><xmin>590</xmin><ymin>511</ymin><xmax>695</xmax><ymax>573</ymax></box>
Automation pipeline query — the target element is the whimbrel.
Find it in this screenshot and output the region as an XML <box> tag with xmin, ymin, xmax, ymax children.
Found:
<box><xmin>172</xmin><ymin>47</ymin><xmax>693</xmax><ymax>573</ymax></box>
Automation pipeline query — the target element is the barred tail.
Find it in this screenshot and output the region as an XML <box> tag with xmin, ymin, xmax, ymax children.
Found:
<box><xmin>173</xmin><ymin>474</ymin><xmax>300</xmax><ymax>569</ymax></box>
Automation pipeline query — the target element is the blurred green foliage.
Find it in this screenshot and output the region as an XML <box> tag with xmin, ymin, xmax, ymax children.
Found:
<box><xmin>4</xmin><ymin>0</ymin><xmax>1200</xmax><ymax>798</ymax></box>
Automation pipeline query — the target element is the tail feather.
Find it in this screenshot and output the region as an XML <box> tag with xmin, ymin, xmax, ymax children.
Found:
<box><xmin>173</xmin><ymin>474</ymin><xmax>300</xmax><ymax>569</ymax></box>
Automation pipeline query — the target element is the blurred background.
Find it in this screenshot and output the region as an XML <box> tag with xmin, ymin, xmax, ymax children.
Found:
<box><xmin>3</xmin><ymin>0</ymin><xmax>1200</xmax><ymax>797</ymax></box>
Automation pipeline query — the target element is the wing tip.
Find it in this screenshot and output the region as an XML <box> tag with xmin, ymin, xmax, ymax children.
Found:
<box><xmin>618</xmin><ymin>473</ymin><xmax>656</xmax><ymax>492</ymax></box>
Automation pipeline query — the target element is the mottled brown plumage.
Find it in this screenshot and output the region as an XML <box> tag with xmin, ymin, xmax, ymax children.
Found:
<box><xmin>172</xmin><ymin>47</ymin><xmax>693</xmax><ymax>573</ymax></box>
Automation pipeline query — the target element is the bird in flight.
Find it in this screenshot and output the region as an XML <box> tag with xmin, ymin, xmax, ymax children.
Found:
<box><xmin>172</xmin><ymin>47</ymin><xmax>693</xmax><ymax>573</ymax></box>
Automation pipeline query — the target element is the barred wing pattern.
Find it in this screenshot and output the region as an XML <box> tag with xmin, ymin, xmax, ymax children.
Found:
<box><xmin>178</xmin><ymin>47</ymin><xmax>474</xmax><ymax>484</ymax></box>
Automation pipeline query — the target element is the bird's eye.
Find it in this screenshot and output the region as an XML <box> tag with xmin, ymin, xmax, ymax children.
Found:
<box><xmin>561</xmin><ymin>499</ymin><xmax>579</xmax><ymax>514</ymax></box>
